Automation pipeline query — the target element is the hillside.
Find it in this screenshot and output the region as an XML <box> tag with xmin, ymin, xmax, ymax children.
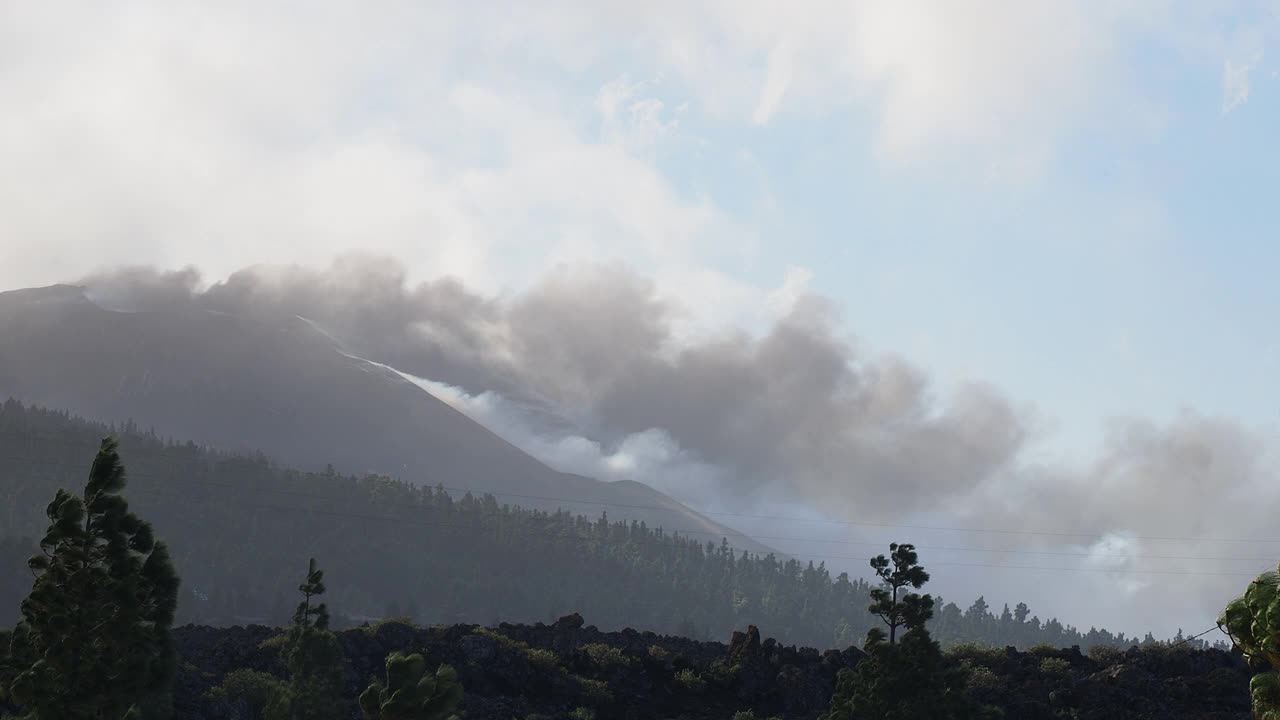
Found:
<box><xmin>0</xmin><ymin>400</ymin><xmax>1200</xmax><ymax>652</ymax></box>
<box><xmin>0</xmin><ymin>283</ymin><xmax>771</xmax><ymax>556</ymax></box>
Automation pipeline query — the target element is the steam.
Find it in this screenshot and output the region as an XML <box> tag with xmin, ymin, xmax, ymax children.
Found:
<box><xmin>82</xmin><ymin>256</ymin><xmax>1030</xmax><ymax>519</ymax></box>
<box><xmin>79</xmin><ymin>258</ymin><xmax>1280</xmax><ymax>637</ymax></box>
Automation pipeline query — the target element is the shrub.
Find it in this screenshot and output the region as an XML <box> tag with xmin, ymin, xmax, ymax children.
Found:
<box><xmin>962</xmin><ymin>662</ymin><xmax>1001</xmax><ymax>691</ymax></box>
<box><xmin>526</xmin><ymin>648</ymin><xmax>562</xmax><ymax>673</ymax></box>
<box><xmin>582</xmin><ymin>643</ymin><xmax>632</xmax><ymax>668</ymax></box>
<box><xmin>258</xmin><ymin>633</ymin><xmax>289</xmax><ymax>651</ymax></box>
<box><xmin>362</xmin><ymin>617</ymin><xmax>416</xmax><ymax>635</ymax></box>
<box><xmin>947</xmin><ymin>643</ymin><xmax>1004</xmax><ymax>667</ymax></box>
<box><xmin>472</xmin><ymin>626</ymin><xmax>528</xmax><ymax>652</ymax></box>
<box><xmin>568</xmin><ymin>708</ymin><xmax>595</xmax><ymax>720</ymax></box>
<box><xmin>674</xmin><ymin>668</ymin><xmax>706</xmax><ymax>693</ymax></box>
<box><xmin>1039</xmin><ymin>657</ymin><xmax>1071</xmax><ymax>677</ymax></box>
<box><xmin>1087</xmin><ymin>645</ymin><xmax>1124</xmax><ymax>667</ymax></box>
<box><xmin>646</xmin><ymin>644</ymin><xmax>671</xmax><ymax>661</ymax></box>
<box><xmin>703</xmin><ymin>661</ymin><xmax>740</xmax><ymax>686</ymax></box>
<box><xmin>575</xmin><ymin>677</ymin><xmax>612</xmax><ymax>706</ymax></box>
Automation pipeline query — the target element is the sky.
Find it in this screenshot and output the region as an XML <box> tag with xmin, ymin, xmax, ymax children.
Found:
<box><xmin>4</xmin><ymin>1</ymin><xmax>1280</xmax><ymax>640</ymax></box>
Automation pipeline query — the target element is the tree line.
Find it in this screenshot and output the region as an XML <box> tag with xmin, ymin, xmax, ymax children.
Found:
<box><xmin>0</xmin><ymin>398</ymin><xmax>1214</xmax><ymax>651</ymax></box>
<box><xmin>0</xmin><ymin>437</ymin><xmax>462</xmax><ymax>720</ymax></box>
<box><xmin>0</xmin><ymin>431</ymin><xmax>1265</xmax><ymax>719</ymax></box>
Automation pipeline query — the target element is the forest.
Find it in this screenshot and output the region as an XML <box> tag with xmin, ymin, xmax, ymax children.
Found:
<box><xmin>0</xmin><ymin>430</ymin><xmax>1268</xmax><ymax>719</ymax></box>
<box><xmin>0</xmin><ymin>398</ymin><xmax>1217</xmax><ymax>653</ymax></box>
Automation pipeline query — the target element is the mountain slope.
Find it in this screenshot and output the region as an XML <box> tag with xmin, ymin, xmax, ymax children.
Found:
<box><xmin>0</xmin><ymin>283</ymin><xmax>771</xmax><ymax>555</ymax></box>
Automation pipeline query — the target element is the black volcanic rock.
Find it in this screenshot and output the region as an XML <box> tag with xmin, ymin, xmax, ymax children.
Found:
<box><xmin>168</xmin><ymin>621</ymin><xmax>1251</xmax><ymax>720</ymax></box>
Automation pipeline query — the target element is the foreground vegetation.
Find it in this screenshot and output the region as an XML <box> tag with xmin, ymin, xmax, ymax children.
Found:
<box><xmin>1</xmin><ymin>435</ymin><xmax>1261</xmax><ymax>719</ymax></box>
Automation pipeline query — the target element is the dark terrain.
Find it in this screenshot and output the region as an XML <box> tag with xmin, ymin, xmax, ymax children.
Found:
<box><xmin>176</xmin><ymin>615</ymin><xmax>1251</xmax><ymax>720</ymax></box>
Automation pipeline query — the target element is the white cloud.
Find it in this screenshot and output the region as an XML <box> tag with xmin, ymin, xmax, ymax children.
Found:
<box><xmin>1222</xmin><ymin>33</ymin><xmax>1265</xmax><ymax>113</ymax></box>
<box><xmin>0</xmin><ymin>3</ymin><xmax>743</xmax><ymax>305</ymax></box>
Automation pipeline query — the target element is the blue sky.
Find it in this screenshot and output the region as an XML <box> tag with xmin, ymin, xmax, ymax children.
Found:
<box><xmin>3</xmin><ymin>1</ymin><xmax>1280</xmax><ymax>636</ymax></box>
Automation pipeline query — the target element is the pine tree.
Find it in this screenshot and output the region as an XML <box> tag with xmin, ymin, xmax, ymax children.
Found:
<box><xmin>1218</xmin><ymin>566</ymin><xmax>1280</xmax><ymax>720</ymax></box>
<box><xmin>358</xmin><ymin>652</ymin><xmax>462</xmax><ymax>720</ymax></box>
<box><xmin>823</xmin><ymin>544</ymin><xmax>989</xmax><ymax>720</ymax></box>
<box><xmin>266</xmin><ymin>558</ymin><xmax>345</xmax><ymax>720</ymax></box>
<box><xmin>0</xmin><ymin>437</ymin><xmax>179</xmax><ymax>720</ymax></box>
<box><xmin>867</xmin><ymin>543</ymin><xmax>933</xmax><ymax>645</ymax></box>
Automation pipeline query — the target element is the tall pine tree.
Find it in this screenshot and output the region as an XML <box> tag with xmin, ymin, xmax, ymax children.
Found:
<box><xmin>0</xmin><ymin>437</ymin><xmax>180</xmax><ymax>720</ymax></box>
<box><xmin>266</xmin><ymin>558</ymin><xmax>345</xmax><ymax>720</ymax></box>
<box><xmin>824</xmin><ymin>543</ymin><xmax>988</xmax><ymax>720</ymax></box>
<box><xmin>867</xmin><ymin>542</ymin><xmax>932</xmax><ymax>645</ymax></box>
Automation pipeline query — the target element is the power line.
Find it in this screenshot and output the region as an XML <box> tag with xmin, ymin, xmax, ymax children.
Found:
<box><xmin>1168</xmin><ymin>625</ymin><xmax>1226</xmax><ymax>649</ymax></box>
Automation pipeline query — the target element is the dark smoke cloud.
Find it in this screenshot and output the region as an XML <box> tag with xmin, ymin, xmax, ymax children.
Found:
<box><xmin>78</xmin><ymin>255</ymin><xmax>1030</xmax><ymax>519</ymax></box>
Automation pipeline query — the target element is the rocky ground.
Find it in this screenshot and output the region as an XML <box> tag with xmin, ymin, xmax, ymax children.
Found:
<box><xmin>173</xmin><ymin>614</ymin><xmax>1253</xmax><ymax>720</ymax></box>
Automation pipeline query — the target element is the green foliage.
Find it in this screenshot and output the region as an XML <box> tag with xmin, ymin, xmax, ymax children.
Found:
<box><xmin>581</xmin><ymin>643</ymin><xmax>632</xmax><ymax>668</ymax></box>
<box><xmin>362</xmin><ymin>617</ymin><xmax>416</xmax><ymax>635</ymax></box>
<box><xmin>267</xmin><ymin>558</ymin><xmax>345</xmax><ymax>720</ymax></box>
<box><xmin>358</xmin><ymin>651</ymin><xmax>462</xmax><ymax>720</ymax></box>
<box><xmin>673</xmin><ymin>668</ymin><xmax>706</xmax><ymax>693</ymax></box>
<box><xmin>574</xmin><ymin>677</ymin><xmax>612</xmax><ymax>706</ymax></box>
<box><xmin>826</xmin><ymin>548</ymin><xmax>993</xmax><ymax>720</ymax></box>
<box><xmin>525</xmin><ymin>648</ymin><xmax>561</xmax><ymax>673</ymax></box>
<box><xmin>958</xmin><ymin>661</ymin><xmax>1000</xmax><ymax>691</ymax></box>
<box><xmin>867</xmin><ymin>543</ymin><xmax>934</xmax><ymax>645</ymax></box>
<box><xmin>645</xmin><ymin>645</ymin><xmax>670</xmax><ymax>662</ymax></box>
<box><xmin>703</xmin><ymin>661</ymin><xmax>740</xmax><ymax>687</ymax></box>
<box><xmin>1219</xmin><ymin>566</ymin><xmax>1280</xmax><ymax>720</ymax></box>
<box><xmin>567</xmin><ymin>708</ymin><xmax>595</xmax><ymax>720</ymax></box>
<box><xmin>947</xmin><ymin>643</ymin><xmax>1004</xmax><ymax>666</ymax></box>
<box><xmin>471</xmin><ymin>627</ymin><xmax>526</xmax><ymax>652</ymax></box>
<box><xmin>203</xmin><ymin>669</ymin><xmax>284</xmax><ymax>720</ymax></box>
<box><xmin>1038</xmin><ymin>657</ymin><xmax>1071</xmax><ymax>677</ymax></box>
<box><xmin>1086</xmin><ymin>645</ymin><xmax>1123</xmax><ymax>667</ymax></box>
<box><xmin>823</xmin><ymin>628</ymin><xmax>985</xmax><ymax>720</ymax></box>
<box><xmin>731</xmin><ymin>712</ymin><xmax>782</xmax><ymax>720</ymax></box>
<box><xmin>0</xmin><ymin>437</ymin><xmax>179</xmax><ymax>720</ymax></box>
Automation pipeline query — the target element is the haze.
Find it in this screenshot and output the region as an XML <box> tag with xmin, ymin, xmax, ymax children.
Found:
<box><xmin>4</xmin><ymin>1</ymin><xmax>1280</xmax><ymax>644</ymax></box>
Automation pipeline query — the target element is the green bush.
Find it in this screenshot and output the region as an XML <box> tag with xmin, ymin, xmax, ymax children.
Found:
<box><xmin>582</xmin><ymin>643</ymin><xmax>632</xmax><ymax>668</ymax></box>
<box><xmin>703</xmin><ymin>661</ymin><xmax>740</xmax><ymax>686</ymax></box>
<box><xmin>526</xmin><ymin>648</ymin><xmax>562</xmax><ymax>673</ymax></box>
<box><xmin>568</xmin><ymin>708</ymin><xmax>595</xmax><ymax>720</ymax></box>
<box><xmin>361</xmin><ymin>617</ymin><xmax>416</xmax><ymax>635</ymax></box>
<box><xmin>1039</xmin><ymin>657</ymin><xmax>1071</xmax><ymax>677</ymax></box>
<box><xmin>947</xmin><ymin>643</ymin><xmax>1004</xmax><ymax>667</ymax></box>
<box><xmin>646</xmin><ymin>645</ymin><xmax>670</xmax><ymax>662</ymax></box>
<box><xmin>471</xmin><ymin>627</ymin><xmax>528</xmax><ymax>652</ymax></box>
<box><xmin>574</xmin><ymin>677</ymin><xmax>612</xmax><ymax>706</ymax></box>
<box><xmin>674</xmin><ymin>668</ymin><xmax>706</xmax><ymax>693</ymax></box>
<box><xmin>1087</xmin><ymin>645</ymin><xmax>1124</xmax><ymax>667</ymax></box>
<box><xmin>959</xmin><ymin>660</ymin><xmax>1001</xmax><ymax>691</ymax></box>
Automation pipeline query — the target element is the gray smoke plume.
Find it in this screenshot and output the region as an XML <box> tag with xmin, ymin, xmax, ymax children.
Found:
<box><xmin>81</xmin><ymin>255</ymin><xmax>1030</xmax><ymax>519</ymax></box>
<box><xmin>77</xmin><ymin>256</ymin><xmax>1280</xmax><ymax>637</ymax></box>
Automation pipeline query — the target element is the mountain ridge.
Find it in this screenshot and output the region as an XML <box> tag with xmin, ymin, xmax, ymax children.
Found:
<box><xmin>0</xmin><ymin>283</ymin><xmax>773</xmax><ymax>555</ymax></box>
